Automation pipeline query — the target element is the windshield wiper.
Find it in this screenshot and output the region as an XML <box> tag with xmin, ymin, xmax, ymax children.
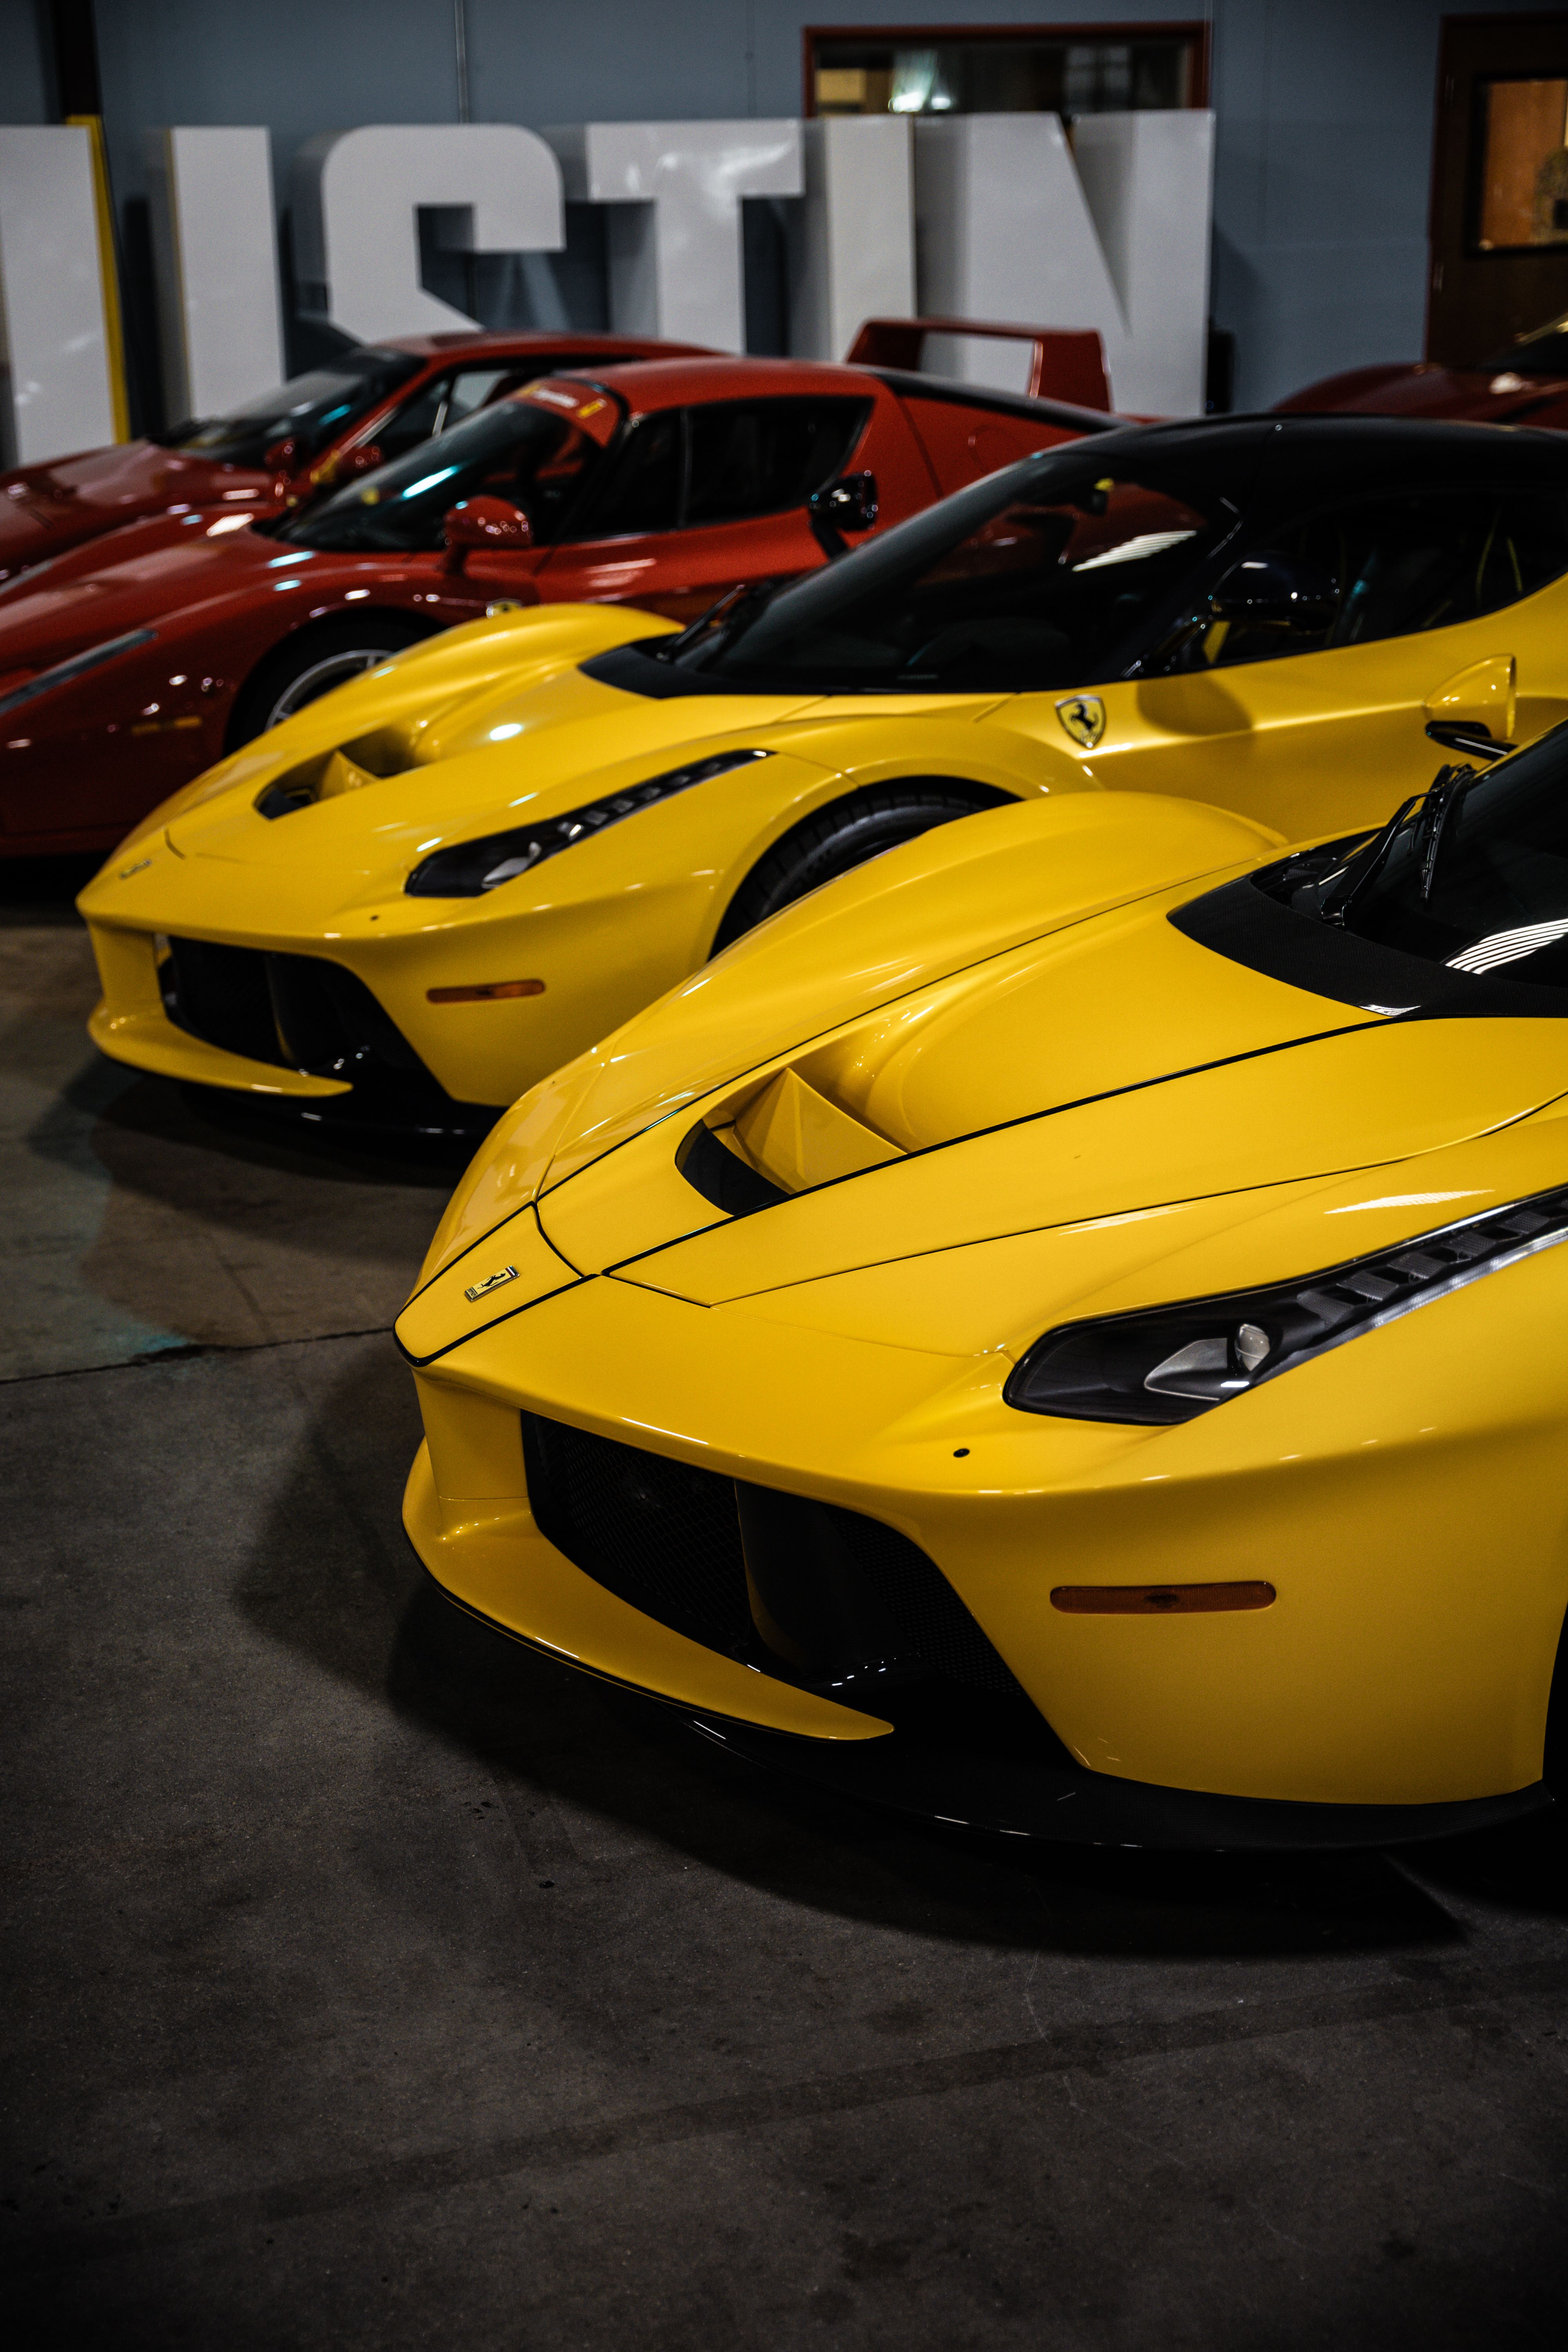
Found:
<box><xmin>1318</xmin><ymin>794</ymin><xmax>1425</xmax><ymax>927</ymax></box>
<box><xmin>1414</xmin><ymin>761</ymin><xmax>1480</xmax><ymax>904</ymax></box>
<box><xmin>650</xmin><ymin>580</ymin><xmax>777</xmax><ymax>663</ymax></box>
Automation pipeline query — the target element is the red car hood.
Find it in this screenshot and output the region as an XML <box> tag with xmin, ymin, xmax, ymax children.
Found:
<box><xmin>0</xmin><ymin>522</ymin><xmax>337</xmax><ymax>675</ymax></box>
<box><xmin>0</xmin><ymin>444</ymin><xmax>268</xmax><ymax>579</ymax></box>
<box><xmin>1276</xmin><ymin>360</ymin><xmax>1568</xmax><ymax>426</ymax></box>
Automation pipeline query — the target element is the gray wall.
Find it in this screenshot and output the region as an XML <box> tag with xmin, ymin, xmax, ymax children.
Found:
<box><xmin>4</xmin><ymin>1</ymin><xmax>1564</xmax><ymax>416</ymax></box>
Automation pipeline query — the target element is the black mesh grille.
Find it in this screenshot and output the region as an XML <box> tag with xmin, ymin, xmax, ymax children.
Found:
<box><xmin>822</xmin><ymin>1506</ymin><xmax>1018</xmax><ymax>1693</ymax></box>
<box><xmin>160</xmin><ymin>936</ymin><xmax>495</xmax><ymax>1134</ymax></box>
<box><xmin>520</xmin><ymin>1412</ymin><xmax>1024</xmax><ymax>1697</ymax></box>
<box><xmin>162</xmin><ymin>937</ymin><xmax>281</xmax><ymax>1065</ymax></box>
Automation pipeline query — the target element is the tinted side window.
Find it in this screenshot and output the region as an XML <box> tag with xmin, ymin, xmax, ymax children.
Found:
<box><xmin>374</xmin><ymin>375</ymin><xmax>450</xmax><ymax>460</ymax></box>
<box><xmin>686</xmin><ymin>399</ymin><xmax>867</xmax><ymax>526</ymax></box>
<box><xmin>571</xmin><ymin>413</ymin><xmax>682</xmax><ymax>538</ymax></box>
<box><xmin>1163</xmin><ymin>489</ymin><xmax>1568</xmax><ymax>672</ymax></box>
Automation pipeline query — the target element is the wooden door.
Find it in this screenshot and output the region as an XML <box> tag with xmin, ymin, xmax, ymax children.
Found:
<box><xmin>1429</xmin><ymin>14</ymin><xmax>1568</xmax><ymax>365</ymax></box>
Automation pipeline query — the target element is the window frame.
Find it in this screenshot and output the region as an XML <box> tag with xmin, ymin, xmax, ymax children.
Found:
<box><xmin>801</xmin><ymin>19</ymin><xmax>1211</xmax><ymax>118</ymax></box>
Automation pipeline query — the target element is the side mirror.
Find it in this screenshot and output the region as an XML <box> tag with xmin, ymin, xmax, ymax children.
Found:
<box><xmin>263</xmin><ymin>435</ymin><xmax>304</xmax><ymax>477</ymax></box>
<box><xmin>441</xmin><ymin>495</ymin><xmax>534</xmax><ymax>573</ymax></box>
<box><xmin>1209</xmin><ymin>551</ymin><xmax>1338</xmax><ymax>632</ymax></box>
<box><xmin>808</xmin><ymin>471</ymin><xmax>878</xmax><ymax>558</ymax></box>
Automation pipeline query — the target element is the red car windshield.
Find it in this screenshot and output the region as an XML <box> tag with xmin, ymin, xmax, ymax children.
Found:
<box><xmin>152</xmin><ymin>348</ymin><xmax>424</xmax><ymax>466</ymax></box>
<box><xmin>280</xmin><ymin>397</ymin><xmax>612</xmax><ymax>554</ymax></box>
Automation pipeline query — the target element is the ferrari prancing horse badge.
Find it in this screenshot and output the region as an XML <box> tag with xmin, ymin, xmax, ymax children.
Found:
<box><xmin>1055</xmin><ymin>694</ymin><xmax>1106</xmax><ymax>751</ymax></box>
<box><xmin>464</xmin><ymin>1265</ymin><xmax>519</xmax><ymax>1303</ymax></box>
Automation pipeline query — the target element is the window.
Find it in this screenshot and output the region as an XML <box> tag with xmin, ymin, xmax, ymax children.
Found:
<box><xmin>575</xmin><ymin>412</ymin><xmax>683</xmax><ymax>537</ymax></box>
<box><xmin>285</xmin><ymin>401</ymin><xmax>604</xmax><ymax>554</ymax></box>
<box><xmin>1475</xmin><ymin>80</ymin><xmax>1568</xmax><ymax>252</ymax></box>
<box><xmin>684</xmin><ymin>446</ymin><xmax>1227</xmax><ymax>694</ymax></box>
<box><xmin>685</xmin><ymin>400</ymin><xmax>866</xmax><ymax>526</ymax></box>
<box><xmin>808</xmin><ymin>24</ymin><xmax>1207</xmax><ymax>119</ymax></box>
<box><xmin>567</xmin><ymin>399</ymin><xmax>867</xmax><ymax>541</ymax></box>
<box><xmin>156</xmin><ymin>348</ymin><xmax>423</xmax><ymax>464</ymax></box>
<box><xmin>1159</xmin><ymin>490</ymin><xmax>1568</xmax><ymax>673</ymax></box>
<box><xmin>371</xmin><ymin>367</ymin><xmax>541</xmax><ymax>461</ymax></box>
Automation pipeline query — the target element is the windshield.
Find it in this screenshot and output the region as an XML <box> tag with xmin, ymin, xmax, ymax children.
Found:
<box><xmin>280</xmin><ymin>397</ymin><xmax>608</xmax><ymax>553</ymax></box>
<box><xmin>674</xmin><ymin>441</ymin><xmax>1234</xmax><ymax>693</ymax></box>
<box><xmin>1276</xmin><ymin>723</ymin><xmax>1568</xmax><ymax>985</ymax></box>
<box><xmin>154</xmin><ymin>348</ymin><xmax>423</xmax><ymax>466</ymax></box>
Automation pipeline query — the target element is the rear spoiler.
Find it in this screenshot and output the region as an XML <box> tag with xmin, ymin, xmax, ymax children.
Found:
<box><xmin>846</xmin><ymin>317</ymin><xmax>1112</xmax><ymax>413</ymax></box>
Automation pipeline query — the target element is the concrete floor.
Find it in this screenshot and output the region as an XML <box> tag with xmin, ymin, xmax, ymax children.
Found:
<box><xmin>4</xmin><ymin>864</ymin><xmax>1567</xmax><ymax>2350</ymax></box>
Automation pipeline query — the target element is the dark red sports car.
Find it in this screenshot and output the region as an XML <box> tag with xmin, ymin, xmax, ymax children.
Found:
<box><xmin>1277</xmin><ymin>311</ymin><xmax>1568</xmax><ymax>429</ymax></box>
<box><xmin>0</xmin><ymin>330</ymin><xmax>705</xmax><ymax>588</ymax></box>
<box><xmin>0</xmin><ymin>353</ymin><xmax>1114</xmax><ymax>855</ymax></box>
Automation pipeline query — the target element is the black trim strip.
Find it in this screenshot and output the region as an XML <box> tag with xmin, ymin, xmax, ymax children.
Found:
<box><xmin>396</xmin><ymin>1271</ymin><xmax>591</xmax><ymax>1368</ymax></box>
<box><xmin>871</xmin><ymin>368</ymin><xmax>1125</xmax><ymax>436</ymax></box>
<box><xmin>400</xmin><ymin>1199</ymin><xmax>583</xmax><ymax>1316</ymax></box>
<box><xmin>621</xmin><ymin>1017</ymin><xmax>1387</xmax><ymax>1266</ymax></box>
<box><xmin>0</xmin><ymin>625</ymin><xmax>156</xmax><ymax>717</ymax></box>
<box><xmin>1171</xmin><ymin>875</ymin><xmax>1568</xmax><ymax>1021</ymax></box>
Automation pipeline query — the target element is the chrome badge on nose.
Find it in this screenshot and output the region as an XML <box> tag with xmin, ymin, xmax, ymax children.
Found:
<box><xmin>463</xmin><ymin>1265</ymin><xmax>519</xmax><ymax>1302</ymax></box>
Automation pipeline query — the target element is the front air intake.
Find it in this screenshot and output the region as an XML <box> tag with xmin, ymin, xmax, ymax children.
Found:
<box><xmin>519</xmin><ymin>1412</ymin><xmax>1027</xmax><ymax>1700</ymax></box>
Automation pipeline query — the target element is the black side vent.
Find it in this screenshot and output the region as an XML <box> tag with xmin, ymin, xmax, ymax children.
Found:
<box><xmin>519</xmin><ymin>1412</ymin><xmax>1029</xmax><ymax>1704</ymax></box>
<box><xmin>675</xmin><ymin>1122</ymin><xmax>789</xmax><ymax>1216</ymax></box>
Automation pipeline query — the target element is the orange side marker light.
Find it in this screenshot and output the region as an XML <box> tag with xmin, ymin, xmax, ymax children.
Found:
<box><xmin>1051</xmin><ymin>1582</ymin><xmax>1276</xmax><ymax>1615</ymax></box>
<box><xmin>426</xmin><ymin>979</ymin><xmax>546</xmax><ymax>1004</ymax></box>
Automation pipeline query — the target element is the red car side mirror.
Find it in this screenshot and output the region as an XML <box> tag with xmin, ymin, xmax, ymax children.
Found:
<box><xmin>263</xmin><ymin>435</ymin><xmax>304</xmax><ymax>476</ymax></box>
<box><xmin>441</xmin><ymin>496</ymin><xmax>534</xmax><ymax>573</ymax></box>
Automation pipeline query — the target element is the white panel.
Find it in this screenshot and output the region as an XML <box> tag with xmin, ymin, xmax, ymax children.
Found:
<box><xmin>789</xmin><ymin>115</ymin><xmax>914</xmax><ymax>362</ymax></box>
<box><xmin>913</xmin><ymin>111</ymin><xmax>1214</xmax><ymax>416</ymax></box>
<box><xmin>1073</xmin><ymin>111</ymin><xmax>1214</xmax><ymax>417</ymax></box>
<box><xmin>290</xmin><ymin>124</ymin><xmax>565</xmax><ymax>341</ymax></box>
<box><xmin>146</xmin><ymin>128</ymin><xmax>282</xmax><ymax>424</ymax></box>
<box><xmin>548</xmin><ymin>121</ymin><xmax>802</xmax><ymax>353</ymax></box>
<box><xmin>0</xmin><ymin>125</ymin><xmax>116</xmax><ymax>464</ymax></box>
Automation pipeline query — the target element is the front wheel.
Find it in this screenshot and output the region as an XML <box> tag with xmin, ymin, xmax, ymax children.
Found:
<box><xmin>711</xmin><ymin>778</ymin><xmax>1012</xmax><ymax>955</ymax></box>
<box><xmin>227</xmin><ymin>613</ymin><xmax>439</xmax><ymax>750</ymax></box>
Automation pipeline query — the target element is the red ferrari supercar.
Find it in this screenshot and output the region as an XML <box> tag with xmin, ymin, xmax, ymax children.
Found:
<box><xmin>1277</xmin><ymin>310</ymin><xmax>1568</xmax><ymax>429</ymax></box>
<box><xmin>0</xmin><ymin>352</ymin><xmax>1115</xmax><ymax>855</ymax></box>
<box><xmin>0</xmin><ymin>329</ymin><xmax>705</xmax><ymax>588</ymax></box>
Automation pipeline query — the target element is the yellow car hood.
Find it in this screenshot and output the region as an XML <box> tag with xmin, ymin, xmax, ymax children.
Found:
<box><xmin>108</xmin><ymin>603</ymin><xmax>827</xmax><ymax>901</ymax></box>
<box><xmin>405</xmin><ymin>793</ymin><xmax>1568</xmax><ymax>1376</ymax></box>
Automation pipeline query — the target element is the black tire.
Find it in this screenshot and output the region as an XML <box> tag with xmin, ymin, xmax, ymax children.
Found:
<box><xmin>226</xmin><ymin>612</ymin><xmax>441</xmax><ymax>751</ymax></box>
<box><xmin>711</xmin><ymin>777</ymin><xmax>1013</xmax><ymax>955</ymax></box>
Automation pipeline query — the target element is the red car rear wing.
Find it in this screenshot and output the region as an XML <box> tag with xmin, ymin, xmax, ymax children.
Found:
<box><xmin>846</xmin><ymin>317</ymin><xmax>1111</xmax><ymax>413</ymax></box>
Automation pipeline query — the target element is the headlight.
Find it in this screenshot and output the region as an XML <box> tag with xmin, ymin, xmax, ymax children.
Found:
<box><xmin>1005</xmin><ymin>1184</ymin><xmax>1568</xmax><ymax>1425</ymax></box>
<box><xmin>405</xmin><ymin>747</ymin><xmax>771</xmax><ymax>898</ymax></box>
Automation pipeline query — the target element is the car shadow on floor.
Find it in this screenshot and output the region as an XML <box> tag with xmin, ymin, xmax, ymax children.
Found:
<box><xmin>218</xmin><ymin>1340</ymin><xmax>1542</xmax><ymax>1966</ymax></box>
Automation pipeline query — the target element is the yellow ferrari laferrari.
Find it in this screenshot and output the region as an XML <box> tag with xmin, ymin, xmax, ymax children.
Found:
<box><xmin>397</xmin><ymin>729</ymin><xmax>1568</xmax><ymax>1847</ymax></box>
<box><xmin>79</xmin><ymin>416</ymin><xmax>1568</xmax><ymax>1136</ymax></box>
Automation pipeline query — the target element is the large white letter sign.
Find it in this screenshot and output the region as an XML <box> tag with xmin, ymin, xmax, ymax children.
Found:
<box><xmin>789</xmin><ymin>115</ymin><xmax>914</xmax><ymax>363</ymax></box>
<box><xmin>913</xmin><ymin>111</ymin><xmax>1214</xmax><ymax>416</ymax></box>
<box><xmin>0</xmin><ymin>125</ymin><xmax>119</xmax><ymax>464</ymax></box>
<box><xmin>547</xmin><ymin>122</ymin><xmax>802</xmax><ymax>353</ymax></box>
<box><xmin>291</xmin><ymin>125</ymin><xmax>564</xmax><ymax>341</ymax></box>
<box><xmin>146</xmin><ymin>128</ymin><xmax>283</xmax><ymax>423</ymax></box>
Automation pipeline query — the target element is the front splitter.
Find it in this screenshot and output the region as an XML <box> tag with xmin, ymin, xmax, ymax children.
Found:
<box><xmin>685</xmin><ymin>1713</ymin><xmax>1553</xmax><ymax>1852</ymax></box>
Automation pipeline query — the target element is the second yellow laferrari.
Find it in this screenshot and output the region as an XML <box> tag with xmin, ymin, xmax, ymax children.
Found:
<box><xmin>394</xmin><ymin>727</ymin><xmax>1568</xmax><ymax>1846</ymax></box>
<box><xmin>79</xmin><ymin>415</ymin><xmax>1568</xmax><ymax>1135</ymax></box>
